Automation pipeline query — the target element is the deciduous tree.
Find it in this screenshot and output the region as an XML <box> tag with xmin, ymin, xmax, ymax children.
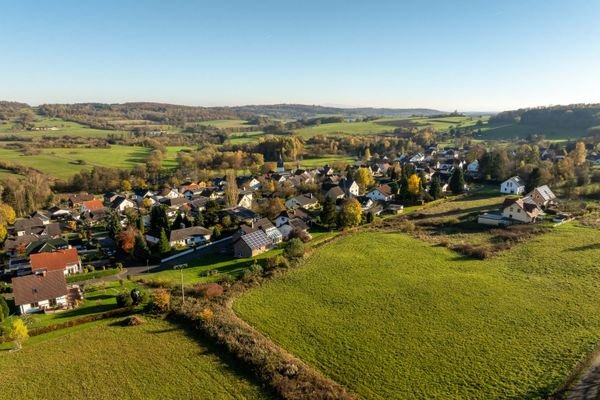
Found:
<box><xmin>337</xmin><ymin>198</ymin><xmax>362</xmax><ymax>228</ymax></box>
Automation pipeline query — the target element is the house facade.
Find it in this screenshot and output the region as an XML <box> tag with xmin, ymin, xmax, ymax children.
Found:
<box><xmin>29</xmin><ymin>248</ymin><xmax>83</xmax><ymax>275</ymax></box>
<box><xmin>500</xmin><ymin>176</ymin><xmax>525</xmax><ymax>194</ymax></box>
<box><xmin>12</xmin><ymin>270</ymin><xmax>69</xmax><ymax>314</ymax></box>
<box><xmin>233</xmin><ymin>230</ymin><xmax>272</xmax><ymax>258</ymax></box>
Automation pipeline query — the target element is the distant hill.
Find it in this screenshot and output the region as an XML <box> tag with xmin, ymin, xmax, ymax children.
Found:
<box><xmin>490</xmin><ymin>103</ymin><xmax>600</xmax><ymax>131</ymax></box>
<box><xmin>231</xmin><ymin>104</ymin><xmax>443</xmax><ymax>119</ymax></box>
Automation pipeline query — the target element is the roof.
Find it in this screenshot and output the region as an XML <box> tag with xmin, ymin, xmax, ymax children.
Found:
<box><xmin>289</xmin><ymin>194</ymin><xmax>319</xmax><ymax>206</ymax></box>
<box><xmin>30</xmin><ymin>248</ymin><xmax>80</xmax><ymax>272</ymax></box>
<box><xmin>14</xmin><ymin>217</ymin><xmax>44</xmax><ymax>232</ymax></box>
<box><xmin>326</xmin><ymin>186</ymin><xmax>345</xmax><ymax>198</ymax></box>
<box><xmin>371</xmin><ymin>184</ymin><xmax>392</xmax><ymax>196</ymax></box>
<box><xmin>503</xmin><ymin>176</ymin><xmax>525</xmax><ymax>186</ymax></box>
<box><xmin>25</xmin><ymin>239</ymin><xmax>69</xmax><ymax>256</ymax></box>
<box><xmin>82</xmin><ymin>199</ymin><xmax>104</xmax><ymax>211</ymax></box>
<box><xmin>69</xmin><ymin>193</ymin><xmax>94</xmax><ymax>203</ymax></box>
<box><xmin>239</xmin><ymin>229</ymin><xmax>272</xmax><ymax>250</ymax></box>
<box><xmin>12</xmin><ymin>270</ymin><xmax>68</xmax><ymax>306</ymax></box>
<box><xmin>531</xmin><ymin>185</ymin><xmax>556</xmax><ymax>201</ymax></box>
<box><xmin>254</xmin><ymin>217</ymin><xmax>275</xmax><ymax>231</ymax></box>
<box><xmin>169</xmin><ymin>226</ymin><xmax>212</xmax><ymax>242</ymax></box>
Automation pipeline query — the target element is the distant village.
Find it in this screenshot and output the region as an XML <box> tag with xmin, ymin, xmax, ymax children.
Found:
<box><xmin>0</xmin><ymin>143</ymin><xmax>569</xmax><ymax>316</ymax></box>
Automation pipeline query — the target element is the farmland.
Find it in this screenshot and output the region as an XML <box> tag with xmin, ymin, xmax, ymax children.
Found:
<box><xmin>0</xmin><ymin>118</ymin><xmax>115</xmax><ymax>138</ymax></box>
<box><xmin>0</xmin><ymin>146</ymin><xmax>151</xmax><ymax>180</ymax></box>
<box><xmin>0</xmin><ymin>318</ymin><xmax>269</xmax><ymax>400</ymax></box>
<box><xmin>234</xmin><ymin>224</ymin><xmax>600</xmax><ymax>399</ymax></box>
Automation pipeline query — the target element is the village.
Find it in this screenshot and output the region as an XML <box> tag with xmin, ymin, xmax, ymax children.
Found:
<box><xmin>0</xmin><ymin>143</ymin><xmax>569</xmax><ymax>318</ymax></box>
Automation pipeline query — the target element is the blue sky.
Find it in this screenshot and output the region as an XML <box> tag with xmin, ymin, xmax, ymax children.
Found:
<box><xmin>1</xmin><ymin>0</ymin><xmax>599</xmax><ymax>111</ymax></box>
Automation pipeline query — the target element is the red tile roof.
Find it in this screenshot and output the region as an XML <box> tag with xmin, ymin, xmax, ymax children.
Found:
<box><xmin>82</xmin><ymin>199</ymin><xmax>104</xmax><ymax>211</ymax></box>
<box><xmin>30</xmin><ymin>248</ymin><xmax>80</xmax><ymax>272</ymax></box>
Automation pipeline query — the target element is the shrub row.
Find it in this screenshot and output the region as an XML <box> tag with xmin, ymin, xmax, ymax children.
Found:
<box><xmin>0</xmin><ymin>307</ymin><xmax>133</xmax><ymax>343</ymax></box>
<box><xmin>174</xmin><ymin>296</ymin><xmax>354</xmax><ymax>400</ymax></box>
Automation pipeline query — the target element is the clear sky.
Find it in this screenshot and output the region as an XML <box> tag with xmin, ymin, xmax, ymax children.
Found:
<box><xmin>1</xmin><ymin>0</ymin><xmax>599</xmax><ymax>111</ymax></box>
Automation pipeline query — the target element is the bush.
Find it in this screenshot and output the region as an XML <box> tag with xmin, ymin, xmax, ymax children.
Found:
<box><xmin>198</xmin><ymin>307</ymin><xmax>214</xmax><ymax>321</ymax></box>
<box><xmin>124</xmin><ymin>315</ymin><xmax>144</xmax><ymax>326</ymax></box>
<box><xmin>151</xmin><ymin>289</ymin><xmax>171</xmax><ymax>313</ymax></box>
<box><xmin>116</xmin><ymin>292</ymin><xmax>133</xmax><ymax>308</ymax></box>
<box><xmin>265</xmin><ymin>255</ymin><xmax>290</xmax><ymax>271</ymax></box>
<box><xmin>284</xmin><ymin>238</ymin><xmax>305</xmax><ymax>259</ymax></box>
<box><xmin>193</xmin><ymin>283</ymin><xmax>224</xmax><ymax>299</ymax></box>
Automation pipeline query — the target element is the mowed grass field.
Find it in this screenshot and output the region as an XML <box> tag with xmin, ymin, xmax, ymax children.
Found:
<box><xmin>0</xmin><ymin>318</ymin><xmax>269</xmax><ymax>400</ymax></box>
<box><xmin>0</xmin><ymin>145</ymin><xmax>152</xmax><ymax>180</ymax></box>
<box><xmin>291</xmin><ymin>116</ymin><xmax>487</xmax><ymax>138</ymax></box>
<box><xmin>0</xmin><ymin>118</ymin><xmax>115</xmax><ymax>138</ymax></box>
<box><xmin>234</xmin><ymin>224</ymin><xmax>600</xmax><ymax>399</ymax></box>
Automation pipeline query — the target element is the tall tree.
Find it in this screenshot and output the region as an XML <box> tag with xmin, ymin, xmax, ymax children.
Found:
<box><xmin>321</xmin><ymin>195</ymin><xmax>337</xmax><ymax>227</ymax></box>
<box><xmin>337</xmin><ymin>198</ymin><xmax>362</xmax><ymax>228</ymax></box>
<box><xmin>429</xmin><ymin>176</ymin><xmax>443</xmax><ymax>200</ymax></box>
<box><xmin>158</xmin><ymin>228</ymin><xmax>171</xmax><ymax>254</ymax></box>
<box><xmin>107</xmin><ymin>210</ymin><xmax>122</xmax><ymax>240</ymax></box>
<box><xmin>525</xmin><ymin>167</ymin><xmax>542</xmax><ymax>193</ymax></box>
<box><xmin>572</xmin><ymin>141</ymin><xmax>587</xmax><ymax>166</ymax></box>
<box><xmin>224</xmin><ymin>169</ymin><xmax>239</xmax><ymax>208</ymax></box>
<box><xmin>150</xmin><ymin>205</ymin><xmax>170</xmax><ymax>233</ymax></box>
<box><xmin>449</xmin><ymin>167</ymin><xmax>466</xmax><ymax>194</ymax></box>
<box><xmin>118</xmin><ymin>225</ymin><xmax>138</xmax><ymax>254</ymax></box>
<box><xmin>354</xmin><ymin>168</ymin><xmax>375</xmax><ymax>194</ymax></box>
<box><xmin>407</xmin><ymin>174</ymin><xmax>421</xmax><ymax>196</ymax></box>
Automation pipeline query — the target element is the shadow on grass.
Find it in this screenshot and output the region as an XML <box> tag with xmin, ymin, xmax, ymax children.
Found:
<box><xmin>568</xmin><ymin>243</ymin><xmax>600</xmax><ymax>252</ymax></box>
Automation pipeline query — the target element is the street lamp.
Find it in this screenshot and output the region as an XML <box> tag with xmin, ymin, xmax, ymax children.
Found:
<box><xmin>173</xmin><ymin>263</ymin><xmax>187</xmax><ymax>304</ymax></box>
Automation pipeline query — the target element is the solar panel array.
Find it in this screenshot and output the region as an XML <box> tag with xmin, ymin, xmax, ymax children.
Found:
<box><xmin>242</xmin><ymin>230</ymin><xmax>272</xmax><ymax>249</ymax></box>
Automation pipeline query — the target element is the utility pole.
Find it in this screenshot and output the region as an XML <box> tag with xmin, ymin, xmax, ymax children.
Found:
<box><xmin>173</xmin><ymin>264</ymin><xmax>187</xmax><ymax>304</ymax></box>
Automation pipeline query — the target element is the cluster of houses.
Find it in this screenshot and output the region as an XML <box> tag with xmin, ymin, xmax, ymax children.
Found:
<box><xmin>0</xmin><ymin>149</ymin><xmax>477</xmax><ymax>314</ymax></box>
<box><xmin>479</xmin><ymin>178</ymin><xmax>557</xmax><ymax>226</ymax></box>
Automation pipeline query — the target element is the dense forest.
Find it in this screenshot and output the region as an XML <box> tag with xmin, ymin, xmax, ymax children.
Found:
<box><xmin>490</xmin><ymin>104</ymin><xmax>600</xmax><ymax>130</ymax></box>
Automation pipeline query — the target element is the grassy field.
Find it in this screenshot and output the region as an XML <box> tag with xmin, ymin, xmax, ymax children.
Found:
<box><xmin>0</xmin><ymin>318</ymin><xmax>269</xmax><ymax>399</ymax></box>
<box><xmin>0</xmin><ymin>118</ymin><xmax>115</xmax><ymax>138</ymax></box>
<box><xmin>290</xmin><ymin>116</ymin><xmax>486</xmax><ymax>138</ymax></box>
<box><xmin>293</xmin><ymin>155</ymin><xmax>356</xmax><ymax>169</ymax></box>
<box><xmin>234</xmin><ymin>224</ymin><xmax>600</xmax><ymax>399</ymax></box>
<box><xmin>0</xmin><ymin>145</ymin><xmax>151</xmax><ymax>180</ymax></box>
<box><xmin>141</xmin><ymin>249</ymin><xmax>283</xmax><ymax>287</ymax></box>
<box><xmin>196</xmin><ymin>119</ymin><xmax>255</xmax><ymax>129</ymax></box>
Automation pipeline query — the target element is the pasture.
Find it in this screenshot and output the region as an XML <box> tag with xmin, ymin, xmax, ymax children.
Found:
<box><xmin>0</xmin><ymin>145</ymin><xmax>152</xmax><ymax>180</ymax></box>
<box><xmin>234</xmin><ymin>224</ymin><xmax>600</xmax><ymax>399</ymax></box>
<box><xmin>0</xmin><ymin>318</ymin><xmax>269</xmax><ymax>400</ymax></box>
<box><xmin>290</xmin><ymin>116</ymin><xmax>487</xmax><ymax>138</ymax></box>
<box><xmin>0</xmin><ymin>118</ymin><xmax>115</xmax><ymax>138</ymax></box>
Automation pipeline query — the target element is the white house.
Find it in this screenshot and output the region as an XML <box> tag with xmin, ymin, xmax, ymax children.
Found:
<box><xmin>366</xmin><ymin>184</ymin><xmax>393</xmax><ymax>202</ymax></box>
<box><xmin>285</xmin><ymin>193</ymin><xmax>320</xmax><ymax>210</ymax></box>
<box><xmin>12</xmin><ymin>270</ymin><xmax>69</xmax><ymax>314</ymax></box>
<box><xmin>501</xmin><ymin>197</ymin><xmax>541</xmax><ymax>223</ymax></box>
<box><xmin>166</xmin><ymin>226</ymin><xmax>212</xmax><ymax>247</ymax></box>
<box><xmin>110</xmin><ymin>196</ymin><xmax>135</xmax><ymax>213</ymax></box>
<box><xmin>237</xmin><ymin>192</ymin><xmax>253</xmax><ymax>209</ymax></box>
<box><xmin>500</xmin><ymin>176</ymin><xmax>525</xmax><ymax>195</ymax></box>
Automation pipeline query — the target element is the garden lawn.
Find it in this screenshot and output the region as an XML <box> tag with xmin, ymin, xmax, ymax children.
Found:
<box><xmin>141</xmin><ymin>249</ymin><xmax>283</xmax><ymax>286</ymax></box>
<box><xmin>0</xmin><ymin>318</ymin><xmax>269</xmax><ymax>400</ymax></box>
<box><xmin>234</xmin><ymin>224</ymin><xmax>600</xmax><ymax>399</ymax></box>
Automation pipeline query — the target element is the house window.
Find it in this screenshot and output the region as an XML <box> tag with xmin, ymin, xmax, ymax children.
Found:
<box><xmin>49</xmin><ymin>298</ymin><xmax>57</xmax><ymax>307</ymax></box>
<box><xmin>31</xmin><ymin>302</ymin><xmax>39</xmax><ymax>308</ymax></box>
<box><xmin>517</xmin><ymin>209</ymin><xmax>521</xmax><ymax>213</ymax></box>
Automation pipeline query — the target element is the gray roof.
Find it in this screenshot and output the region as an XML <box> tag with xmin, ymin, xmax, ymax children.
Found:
<box><xmin>533</xmin><ymin>185</ymin><xmax>556</xmax><ymax>201</ymax></box>
<box><xmin>12</xmin><ymin>271</ymin><xmax>67</xmax><ymax>306</ymax></box>
<box><xmin>169</xmin><ymin>226</ymin><xmax>211</xmax><ymax>242</ymax></box>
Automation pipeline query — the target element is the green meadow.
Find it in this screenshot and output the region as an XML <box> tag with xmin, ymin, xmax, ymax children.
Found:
<box><xmin>0</xmin><ymin>318</ymin><xmax>269</xmax><ymax>400</ymax></box>
<box><xmin>234</xmin><ymin>224</ymin><xmax>600</xmax><ymax>399</ymax></box>
<box><xmin>0</xmin><ymin>118</ymin><xmax>115</xmax><ymax>138</ymax></box>
<box><xmin>0</xmin><ymin>145</ymin><xmax>151</xmax><ymax>180</ymax></box>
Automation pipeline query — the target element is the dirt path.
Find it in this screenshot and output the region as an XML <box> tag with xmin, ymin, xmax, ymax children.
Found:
<box><xmin>564</xmin><ymin>352</ymin><xmax>600</xmax><ymax>400</ymax></box>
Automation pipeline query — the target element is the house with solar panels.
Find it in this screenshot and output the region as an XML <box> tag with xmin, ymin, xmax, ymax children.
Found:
<box><xmin>233</xmin><ymin>230</ymin><xmax>273</xmax><ymax>258</ymax></box>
